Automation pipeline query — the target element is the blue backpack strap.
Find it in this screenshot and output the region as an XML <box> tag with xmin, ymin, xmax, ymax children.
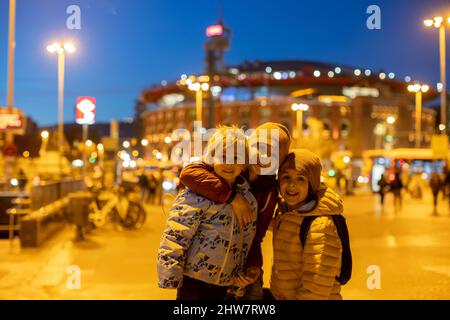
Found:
<box><xmin>299</xmin><ymin>215</ymin><xmax>352</xmax><ymax>285</ymax></box>
<box><xmin>330</xmin><ymin>215</ymin><xmax>352</xmax><ymax>285</ymax></box>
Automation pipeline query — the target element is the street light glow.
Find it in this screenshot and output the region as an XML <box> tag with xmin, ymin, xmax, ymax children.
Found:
<box><xmin>424</xmin><ymin>19</ymin><xmax>434</xmax><ymax>27</ymax></box>
<box><xmin>313</xmin><ymin>70</ymin><xmax>321</xmax><ymax>77</ymax></box>
<box><xmin>141</xmin><ymin>139</ymin><xmax>149</xmax><ymax>146</ymax></box>
<box><xmin>201</xmin><ymin>83</ymin><xmax>209</xmax><ymax>91</ymax></box>
<box><xmin>46</xmin><ymin>42</ymin><xmax>61</xmax><ymax>53</ymax></box>
<box><xmin>64</xmin><ymin>42</ymin><xmax>76</xmax><ymax>53</ymax></box>
<box><xmin>291</xmin><ymin>103</ymin><xmax>299</xmax><ymax>111</ymax></box>
<box><xmin>421</xmin><ymin>84</ymin><xmax>430</xmax><ymax>93</ymax></box>
<box><xmin>434</xmin><ymin>16</ymin><xmax>443</xmax><ymax>28</ymax></box>
<box><xmin>47</xmin><ymin>42</ymin><xmax>76</xmax><ymax>54</ymax></box>
<box><xmin>354</xmin><ymin>69</ymin><xmax>361</xmax><ymax>76</ymax></box>
<box><xmin>379</xmin><ymin>72</ymin><xmax>386</xmax><ymax>80</ymax></box>
<box><xmin>123</xmin><ymin>141</ymin><xmax>130</xmax><ymax>148</ymax></box>
<box><xmin>86</xmin><ymin>140</ymin><xmax>93</xmax><ymax>147</ymax></box>
<box><xmin>298</xmin><ymin>103</ymin><xmax>309</xmax><ymax>111</ymax></box>
<box><xmin>188</xmin><ymin>82</ymin><xmax>201</xmax><ymax>92</ymax></box>
<box><xmin>273</xmin><ymin>72</ymin><xmax>282</xmax><ymax>80</ymax></box>
<box><xmin>41</xmin><ymin>130</ymin><xmax>49</xmax><ymax>139</ymax></box>
<box><xmin>10</xmin><ymin>178</ymin><xmax>18</xmax><ymax>187</ymax></box>
<box><xmin>164</xmin><ymin>136</ymin><xmax>172</xmax><ymax>144</ymax></box>
<box><xmin>424</xmin><ymin>16</ymin><xmax>447</xmax><ymax>28</ymax></box>
<box><xmin>387</xmin><ymin>116</ymin><xmax>396</xmax><ymax>124</ymax></box>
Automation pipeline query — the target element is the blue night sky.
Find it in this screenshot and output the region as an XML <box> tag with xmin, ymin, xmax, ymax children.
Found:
<box><xmin>0</xmin><ymin>0</ymin><xmax>448</xmax><ymax>126</ymax></box>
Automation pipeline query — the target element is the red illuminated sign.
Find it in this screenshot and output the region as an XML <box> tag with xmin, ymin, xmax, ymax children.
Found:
<box><xmin>206</xmin><ymin>24</ymin><xmax>224</xmax><ymax>37</ymax></box>
<box><xmin>76</xmin><ymin>97</ymin><xmax>96</xmax><ymax>125</ymax></box>
<box><xmin>0</xmin><ymin>113</ymin><xmax>22</xmax><ymax>130</ymax></box>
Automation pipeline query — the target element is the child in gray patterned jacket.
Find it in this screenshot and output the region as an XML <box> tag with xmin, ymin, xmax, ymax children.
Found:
<box><xmin>157</xmin><ymin>126</ymin><xmax>258</xmax><ymax>300</ymax></box>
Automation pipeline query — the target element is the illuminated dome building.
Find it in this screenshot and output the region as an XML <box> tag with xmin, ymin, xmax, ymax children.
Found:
<box><xmin>139</xmin><ymin>60</ymin><xmax>438</xmax><ymax>170</ymax></box>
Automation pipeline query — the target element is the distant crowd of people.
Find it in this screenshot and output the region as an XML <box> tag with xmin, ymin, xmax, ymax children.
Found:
<box><xmin>377</xmin><ymin>169</ymin><xmax>450</xmax><ymax>212</ymax></box>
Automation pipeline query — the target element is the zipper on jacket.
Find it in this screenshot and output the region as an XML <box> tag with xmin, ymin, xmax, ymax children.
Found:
<box><xmin>216</xmin><ymin>209</ymin><xmax>235</xmax><ymax>285</ymax></box>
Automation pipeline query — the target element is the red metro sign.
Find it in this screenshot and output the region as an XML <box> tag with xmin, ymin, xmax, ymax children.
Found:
<box><xmin>76</xmin><ymin>96</ymin><xmax>96</xmax><ymax>125</ymax></box>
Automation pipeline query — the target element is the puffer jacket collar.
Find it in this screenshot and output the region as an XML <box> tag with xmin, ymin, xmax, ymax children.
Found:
<box><xmin>280</xmin><ymin>187</ymin><xmax>344</xmax><ymax>217</ymax></box>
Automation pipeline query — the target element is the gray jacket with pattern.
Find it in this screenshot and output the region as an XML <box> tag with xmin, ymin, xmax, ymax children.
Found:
<box><xmin>157</xmin><ymin>177</ymin><xmax>257</xmax><ymax>288</ymax></box>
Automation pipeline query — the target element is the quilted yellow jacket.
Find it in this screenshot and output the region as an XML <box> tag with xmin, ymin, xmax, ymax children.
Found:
<box><xmin>270</xmin><ymin>188</ymin><xmax>344</xmax><ymax>300</ymax></box>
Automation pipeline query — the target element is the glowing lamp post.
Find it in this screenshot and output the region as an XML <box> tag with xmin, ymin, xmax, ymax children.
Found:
<box><xmin>188</xmin><ymin>81</ymin><xmax>210</xmax><ymax>123</ymax></box>
<box><xmin>291</xmin><ymin>103</ymin><xmax>309</xmax><ymax>142</ymax></box>
<box><xmin>423</xmin><ymin>16</ymin><xmax>450</xmax><ymax>131</ymax></box>
<box><xmin>408</xmin><ymin>83</ymin><xmax>429</xmax><ymax>148</ymax></box>
<box><xmin>46</xmin><ymin>41</ymin><xmax>76</xmax><ymax>175</ymax></box>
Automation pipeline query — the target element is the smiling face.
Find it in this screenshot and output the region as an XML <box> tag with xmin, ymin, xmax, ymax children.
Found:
<box><xmin>214</xmin><ymin>161</ymin><xmax>245</xmax><ymax>184</ymax></box>
<box><xmin>279</xmin><ymin>168</ymin><xmax>310</xmax><ymax>209</ymax></box>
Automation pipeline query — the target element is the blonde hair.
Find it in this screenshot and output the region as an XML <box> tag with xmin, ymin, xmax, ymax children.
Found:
<box><xmin>204</xmin><ymin>125</ymin><xmax>248</xmax><ymax>165</ymax></box>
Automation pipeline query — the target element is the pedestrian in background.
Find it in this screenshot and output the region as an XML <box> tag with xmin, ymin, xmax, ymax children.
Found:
<box><xmin>390</xmin><ymin>172</ymin><xmax>403</xmax><ymax>212</ymax></box>
<box><xmin>148</xmin><ymin>173</ymin><xmax>157</xmax><ymax>204</ymax></box>
<box><xmin>377</xmin><ymin>174</ymin><xmax>389</xmax><ymax>207</ymax></box>
<box><xmin>430</xmin><ymin>172</ymin><xmax>442</xmax><ymax>212</ymax></box>
<box><xmin>442</xmin><ymin>167</ymin><xmax>450</xmax><ymax>210</ymax></box>
<box><xmin>138</xmin><ymin>171</ymin><xmax>149</xmax><ymax>203</ymax></box>
<box><xmin>18</xmin><ymin>169</ymin><xmax>28</xmax><ymax>192</ymax></box>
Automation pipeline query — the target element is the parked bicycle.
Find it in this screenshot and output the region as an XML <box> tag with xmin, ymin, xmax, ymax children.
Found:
<box><xmin>87</xmin><ymin>183</ymin><xmax>146</xmax><ymax>230</ymax></box>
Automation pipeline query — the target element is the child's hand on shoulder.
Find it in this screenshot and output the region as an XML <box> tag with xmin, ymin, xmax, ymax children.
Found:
<box><xmin>233</xmin><ymin>267</ymin><xmax>261</xmax><ymax>287</ymax></box>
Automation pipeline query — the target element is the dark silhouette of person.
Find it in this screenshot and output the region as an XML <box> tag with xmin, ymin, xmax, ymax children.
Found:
<box><xmin>138</xmin><ymin>172</ymin><xmax>150</xmax><ymax>202</ymax></box>
<box><xmin>18</xmin><ymin>169</ymin><xmax>28</xmax><ymax>192</ymax></box>
<box><xmin>390</xmin><ymin>173</ymin><xmax>403</xmax><ymax>212</ymax></box>
<box><xmin>377</xmin><ymin>174</ymin><xmax>389</xmax><ymax>206</ymax></box>
<box><xmin>429</xmin><ymin>172</ymin><xmax>442</xmax><ymax>212</ymax></box>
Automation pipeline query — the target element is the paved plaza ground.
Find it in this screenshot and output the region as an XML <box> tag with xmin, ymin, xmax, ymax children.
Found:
<box><xmin>1</xmin><ymin>188</ymin><xmax>450</xmax><ymax>299</ymax></box>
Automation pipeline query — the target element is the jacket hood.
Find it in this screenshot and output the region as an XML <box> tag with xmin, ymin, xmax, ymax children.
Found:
<box><xmin>255</xmin><ymin>122</ymin><xmax>291</xmax><ymax>167</ymax></box>
<box><xmin>279</xmin><ymin>149</ymin><xmax>322</xmax><ymax>193</ymax></box>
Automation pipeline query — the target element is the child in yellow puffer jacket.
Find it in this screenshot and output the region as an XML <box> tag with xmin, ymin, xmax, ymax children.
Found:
<box><xmin>270</xmin><ymin>149</ymin><xmax>351</xmax><ymax>300</ymax></box>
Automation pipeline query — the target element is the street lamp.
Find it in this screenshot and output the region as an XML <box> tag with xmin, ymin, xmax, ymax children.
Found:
<box><xmin>39</xmin><ymin>130</ymin><xmax>49</xmax><ymax>156</ymax></box>
<box><xmin>141</xmin><ymin>139</ymin><xmax>149</xmax><ymax>146</ymax></box>
<box><xmin>164</xmin><ymin>136</ymin><xmax>172</xmax><ymax>144</ymax></box>
<box><xmin>291</xmin><ymin>103</ymin><xmax>309</xmax><ymax>141</ymax></box>
<box><xmin>386</xmin><ymin>116</ymin><xmax>396</xmax><ymax>124</ymax></box>
<box><xmin>46</xmin><ymin>41</ymin><xmax>76</xmax><ymax>174</ymax></box>
<box><xmin>408</xmin><ymin>83</ymin><xmax>429</xmax><ymax>148</ymax></box>
<box><xmin>41</xmin><ymin>130</ymin><xmax>49</xmax><ymax>140</ymax></box>
<box><xmin>188</xmin><ymin>81</ymin><xmax>209</xmax><ymax>123</ymax></box>
<box><xmin>424</xmin><ymin>15</ymin><xmax>450</xmax><ymax>131</ymax></box>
